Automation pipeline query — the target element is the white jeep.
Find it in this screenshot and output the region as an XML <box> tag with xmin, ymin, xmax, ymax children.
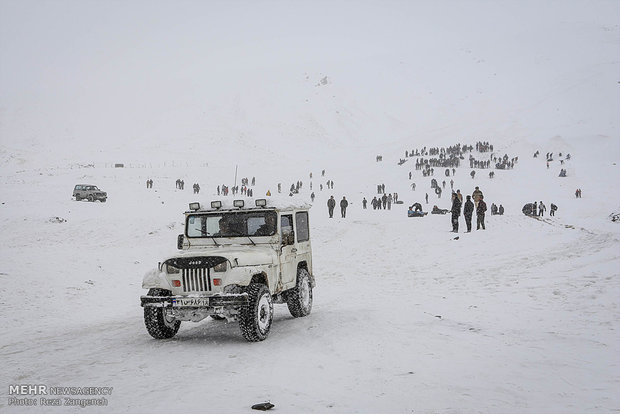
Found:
<box><xmin>140</xmin><ymin>198</ymin><xmax>315</xmax><ymax>342</ymax></box>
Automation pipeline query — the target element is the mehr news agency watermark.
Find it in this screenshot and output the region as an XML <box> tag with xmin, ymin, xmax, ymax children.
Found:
<box><xmin>8</xmin><ymin>384</ymin><xmax>113</xmax><ymax>408</ymax></box>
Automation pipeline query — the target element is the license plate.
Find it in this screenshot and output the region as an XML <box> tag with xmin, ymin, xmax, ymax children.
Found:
<box><xmin>172</xmin><ymin>297</ymin><xmax>210</xmax><ymax>307</ymax></box>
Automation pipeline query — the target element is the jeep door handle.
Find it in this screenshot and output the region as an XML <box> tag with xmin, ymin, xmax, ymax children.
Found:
<box><xmin>291</xmin><ymin>248</ymin><xmax>297</xmax><ymax>253</ymax></box>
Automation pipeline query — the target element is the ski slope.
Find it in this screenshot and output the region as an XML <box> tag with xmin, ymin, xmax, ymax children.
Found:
<box><xmin>1</xmin><ymin>133</ymin><xmax>619</xmax><ymax>413</ymax></box>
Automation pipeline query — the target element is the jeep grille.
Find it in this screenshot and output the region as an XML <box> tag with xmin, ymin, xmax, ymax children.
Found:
<box><xmin>182</xmin><ymin>267</ymin><xmax>212</xmax><ymax>292</ymax></box>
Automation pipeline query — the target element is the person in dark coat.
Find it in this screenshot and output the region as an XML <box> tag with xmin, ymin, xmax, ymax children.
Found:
<box><xmin>362</xmin><ymin>197</ymin><xmax>367</xmax><ymax>209</ymax></box>
<box><xmin>498</xmin><ymin>204</ymin><xmax>504</xmax><ymax>215</ymax></box>
<box><xmin>550</xmin><ymin>203</ymin><xmax>557</xmax><ymax>216</ymax></box>
<box><xmin>476</xmin><ymin>195</ymin><xmax>487</xmax><ymax>230</ymax></box>
<box><xmin>463</xmin><ymin>195</ymin><xmax>474</xmax><ymax>232</ymax></box>
<box><xmin>451</xmin><ymin>193</ymin><xmax>462</xmax><ymax>232</ymax></box>
<box><xmin>340</xmin><ymin>196</ymin><xmax>349</xmax><ymax>218</ymax></box>
<box><xmin>327</xmin><ymin>196</ymin><xmax>336</xmax><ymax>218</ymax></box>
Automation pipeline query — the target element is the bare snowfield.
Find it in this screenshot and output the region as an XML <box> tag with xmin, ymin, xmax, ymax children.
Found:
<box><xmin>1</xmin><ymin>0</ymin><xmax>619</xmax><ymax>413</ymax></box>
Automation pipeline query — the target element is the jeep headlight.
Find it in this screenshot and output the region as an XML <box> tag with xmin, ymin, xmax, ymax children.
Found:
<box><xmin>213</xmin><ymin>261</ymin><xmax>227</xmax><ymax>272</ymax></box>
<box><xmin>166</xmin><ymin>263</ymin><xmax>180</xmax><ymax>274</ymax></box>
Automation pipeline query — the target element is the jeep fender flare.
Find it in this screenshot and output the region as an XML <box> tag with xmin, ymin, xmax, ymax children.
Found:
<box><xmin>142</xmin><ymin>268</ymin><xmax>173</xmax><ymax>290</ymax></box>
<box><xmin>226</xmin><ymin>265</ymin><xmax>276</xmax><ymax>291</ymax></box>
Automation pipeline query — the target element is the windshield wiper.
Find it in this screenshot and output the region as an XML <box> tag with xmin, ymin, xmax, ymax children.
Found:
<box><xmin>197</xmin><ymin>228</ymin><xmax>220</xmax><ymax>246</ymax></box>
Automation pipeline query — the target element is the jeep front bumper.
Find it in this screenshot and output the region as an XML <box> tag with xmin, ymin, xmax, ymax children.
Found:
<box><xmin>140</xmin><ymin>293</ymin><xmax>248</xmax><ymax>308</ymax></box>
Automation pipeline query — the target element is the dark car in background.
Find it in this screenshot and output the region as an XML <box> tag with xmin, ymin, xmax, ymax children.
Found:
<box><xmin>73</xmin><ymin>184</ymin><xmax>107</xmax><ymax>202</ymax></box>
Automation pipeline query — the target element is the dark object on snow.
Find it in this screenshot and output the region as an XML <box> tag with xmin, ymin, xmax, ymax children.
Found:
<box><xmin>431</xmin><ymin>205</ymin><xmax>449</xmax><ymax>215</ymax></box>
<box><xmin>522</xmin><ymin>203</ymin><xmax>535</xmax><ymax>216</ymax></box>
<box><xmin>252</xmin><ymin>402</ymin><xmax>275</xmax><ymax>411</ymax></box>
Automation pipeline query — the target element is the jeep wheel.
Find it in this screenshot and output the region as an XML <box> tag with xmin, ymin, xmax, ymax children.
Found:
<box><xmin>144</xmin><ymin>288</ymin><xmax>181</xmax><ymax>339</ymax></box>
<box><xmin>87</xmin><ymin>195</ymin><xmax>94</xmax><ymax>202</ymax></box>
<box><xmin>75</xmin><ymin>195</ymin><xmax>81</xmax><ymax>201</ymax></box>
<box><xmin>239</xmin><ymin>283</ymin><xmax>273</xmax><ymax>342</ymax></box>
<box><xmin>286</xmin><ymin>268</ymin><xmax>313</xmax><ymax>318</ymax></box>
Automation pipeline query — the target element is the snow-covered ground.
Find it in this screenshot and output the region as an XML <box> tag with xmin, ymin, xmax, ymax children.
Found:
<box><xmin>1</xmin><ymin>1</ymin><xmax>619</xmax><ymax>413</ymax></box>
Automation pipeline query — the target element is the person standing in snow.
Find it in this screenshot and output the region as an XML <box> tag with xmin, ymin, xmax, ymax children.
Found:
<box><xmin>498</xmin><ymin>204</ymin><xmax>504</xmax><ymax>215</ymax></box>
<box><xmin>451</xmin><ymin>192</ymin><xmax>462</xmax><ymax>232</ymax></box>
<box><xmin>387</xmin><ymin>194</ymin><xmax>392</xmax><ymax>210</ymax></box>
<box><xmin>550</xmin><ymin>203</ymin><xmax>557</xmax><ymax>216</ymax></box>
<box><xmin>425</xmin><ymin>192</ymin><xmax>429</xmax><ymax>204</ymax></box>
<box><xmin>539</xmin><ymin>201</ymin><xmax>546</xmax><ymax>216</ymax></box>
<box><xmin>476</xmin><ymin>195</ymin><xmax>487</xmax><ymax>230</ymax></box>
<box><xmin>311</xmin><ymin>192</ymin><xmax>315</xmax><ymax>202</ymax></box>
<box><xmin>340</xmin><ymin>196</ymin><xmax>349</xmax><ymax>218</ymax></box>
<box><xmin>327</xmin><ymin>196</ymin><xmax>336</xmax><ymax>218</ymax></box>
<box><xmin>362</xmin><ymin>197</ymin><xmax>367</xmax><ymax>209</ymax></box>
<box><xmin>472</xmin><ymin>186</ymin><xmax>483</xmax><ymax>209</ymax></box>
<box><xmin>463</xmin><ymin>195</ymin><xmax>474</xmax><ymax>232</ymax></box>
<box><xmin>533</xmin><ymin>201</ymin><xmax>538</xmax><ymax>216</ymax></box>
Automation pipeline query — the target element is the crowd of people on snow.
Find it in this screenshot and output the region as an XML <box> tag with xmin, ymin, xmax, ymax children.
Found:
<box><xmin>522</xmin><ymin>201</ymin><xmax>558</xmax><ymax>217</ymax></box>
<box><xmin>139</xmin><ymin>141</ymin><xmax>585</xmax><ymax>237</ymax></box>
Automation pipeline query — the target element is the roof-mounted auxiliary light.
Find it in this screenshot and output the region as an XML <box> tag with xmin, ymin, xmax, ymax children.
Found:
<box><xmin>189</xmin><ymin>202</ymin><xmax>201</xmax><ymax>211</ymax></box>
<box><xmin>211</xmin><ymin>201</ymin><xmax>222</xmax><ymax>209</ymax></box>
<box><xmin>255</xmin><ymin>199</ymin><xmax>267</xmax><ymax>207</ymax></box>
<box><xmin>233</xmin><ymin>200</ymin><xmax>245</xmax><ymax>208</ymax></box>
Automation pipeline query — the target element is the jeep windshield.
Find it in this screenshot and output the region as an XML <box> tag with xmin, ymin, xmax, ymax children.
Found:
<box><xmin>186</xmin><ymin>210</ymin><xmax>277</xmax><ymax>238</ymax></box>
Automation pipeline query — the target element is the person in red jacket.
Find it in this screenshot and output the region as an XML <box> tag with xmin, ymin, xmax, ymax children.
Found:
<box><xmin>476</xmin><ymin>195</ymin><xmax>487</xmax><ymax>230</ymax></box>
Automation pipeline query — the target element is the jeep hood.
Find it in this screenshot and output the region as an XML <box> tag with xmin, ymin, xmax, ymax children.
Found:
<box><xmin>163</xmin><ymin>246</ymin><xmax>276</xmax><ymax>267</ymax></box>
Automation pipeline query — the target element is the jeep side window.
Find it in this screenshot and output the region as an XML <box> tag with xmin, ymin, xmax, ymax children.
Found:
<box><xmin>295</xmin><ymin>211</ymin><xmax>309</xmax><ymax>242</ymax></box>
<box><xmin>281</xmin><ymin>215</ymin><xmax>294</xmax><ymax>245</ymax></box>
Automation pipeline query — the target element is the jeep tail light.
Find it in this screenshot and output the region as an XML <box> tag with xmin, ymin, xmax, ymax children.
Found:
<box><xmin>172</xmin><ymin>280</ymin><xmax>181</xmax><ymax>287</ymax></box>
<box><xmin>213</xmin><ymin>278</ymin><xmax>221</xmax><ymax>286</ymax></box>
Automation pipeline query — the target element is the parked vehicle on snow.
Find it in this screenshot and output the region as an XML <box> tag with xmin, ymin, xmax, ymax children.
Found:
<box><xmin>73</xmin><ymin>184</ymin><xmax>107</xmax><ymax>202</ymax></box>
<box><xmin>140</xmin><ymin>198</ymin><xmax>315</xmax><ymax>342</ymax></box>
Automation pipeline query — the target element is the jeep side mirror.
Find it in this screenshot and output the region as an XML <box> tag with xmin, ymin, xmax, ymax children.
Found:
<box><xmin>177</xmin><ymin>234</ymin><xmax>184</xmax><ymax>250</ymax></box>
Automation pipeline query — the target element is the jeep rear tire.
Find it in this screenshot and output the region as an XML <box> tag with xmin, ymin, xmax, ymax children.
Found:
<box><xmin>239</xmin><ymin>283</ymin><xmax>273</xmax><ymax>342</ymax></box>
<box><xmin>144</xmin><ymin>288</ymin><xmax>181</xmax><ymax>339</ymax></box>
<box><xmin>286</xmin><ymin>268</ymin><xmax>313</xmax><ymax>317</ymax></box>
<box><xmin>87</xmin><ymin>195</ymin><xmax>94</xmax><ymax>202</ymax></box>
<box><xmin>75</xmin><ymin>194</ymin><xmax>81</xmax><ymax>201</ymax></box>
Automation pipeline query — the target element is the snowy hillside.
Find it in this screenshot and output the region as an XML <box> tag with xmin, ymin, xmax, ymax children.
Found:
<box><xmin>1</xmin><ymin>1</ymin><xmax>620</xmax><ymax>413</ymax></box>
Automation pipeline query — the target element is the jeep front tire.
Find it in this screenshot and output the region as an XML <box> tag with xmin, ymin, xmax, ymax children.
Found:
<box><xmin>239</xmin><ymin>283</ymin><xmax>273</xmax><ymax>342</ymax></box>
<box><xmin>144</xmin><ymin>288</ymin><xmax>181</xmax><ymax>339</ymax></box>
<box><xmin>286</xmin><ymin>268</ymin><xmax>313</xmax><ymax>317</ymax></box>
